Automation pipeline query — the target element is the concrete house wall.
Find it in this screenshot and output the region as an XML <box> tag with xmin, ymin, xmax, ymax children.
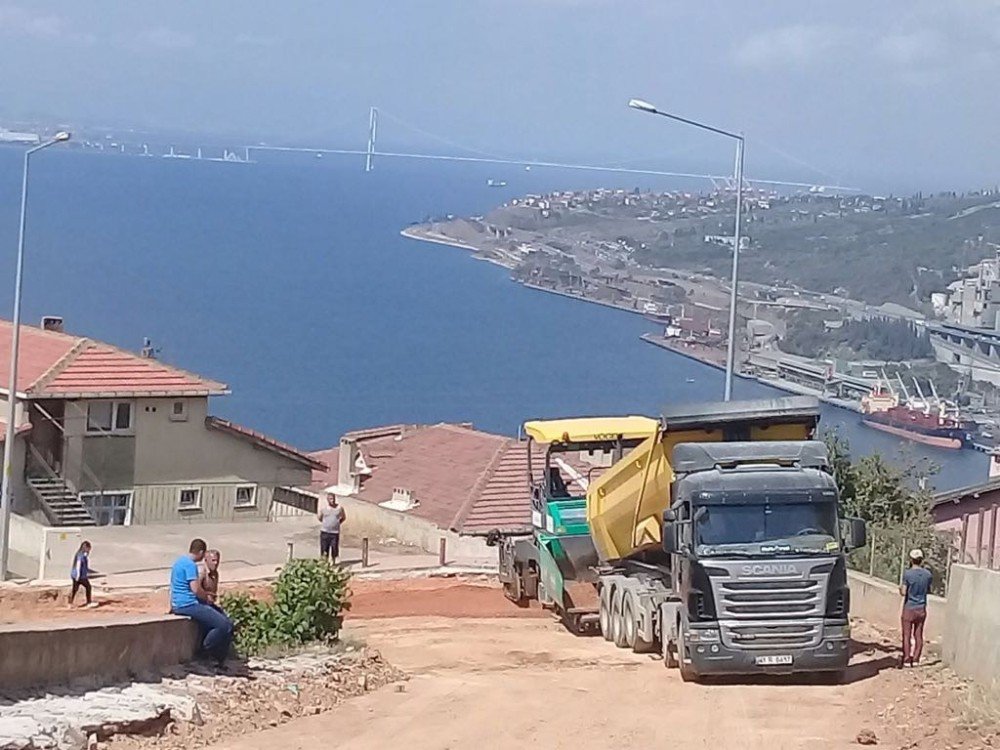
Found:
<box><xmin>58</xmin><ymin>397</ymin><xmax>312</xmax><ymax>524</ymax></box>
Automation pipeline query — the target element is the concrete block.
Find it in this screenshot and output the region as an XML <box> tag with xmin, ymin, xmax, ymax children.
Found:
<box><xmin>847</xmin><ymin>570</ymin><xmax>946</xmax><ymax>645</ymax></box>
<box><xmin>0</xmin><ymin>615</ymin><xmax>200</xmax><ymax>692</ymax></box>
<box><xmin>942</xmin><ymin>564</ymin><xmax>1000</xmax><ymax>688</ymax></box>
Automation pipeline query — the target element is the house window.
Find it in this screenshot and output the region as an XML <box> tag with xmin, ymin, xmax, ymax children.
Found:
<box><xmin>86</xmin><ymin>402</ymin><xmax>112</xmax><ymax>432</ymax></box>
<box><xmin>170</xmin><ymin>400</ymin><xmax>188</xmax><ymax>422</ymax></box>
<box><xmin>178</xmin><ymin>487</ymin><xmax>201</xmax><ymax>510</ymax></box>
<box><xmin>115</xmin><ymin>402</ymin><xmax>132</xmax><ymax>430</ymax></box>
<box><xmin>235</xmin><ymin>485</ymin><xmax>256</xmax><ymax>508</ymax></box>
<box><xmin>80</xmin><ymin>492</ymin><xmax>132</xmax><ymax>526</ymax></box>
<box><xmin>86</xmin><ymin>401</ymin><xmax>133</xmax><ymax>433</ymax></box>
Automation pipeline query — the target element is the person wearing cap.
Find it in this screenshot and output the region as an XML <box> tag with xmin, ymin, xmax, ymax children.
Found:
<box><xmin>899</xmin><ymin>548</ymin><xmax>932</xmax><ymax>667</ymax></box>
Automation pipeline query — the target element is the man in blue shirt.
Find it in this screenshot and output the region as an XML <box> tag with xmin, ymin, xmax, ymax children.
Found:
<box><xmin>170</xmin><ymin>538</ymin><xmax>233</xmax><ymax>667</ymax></box>
<box><xmin>899</xmin><ymin>548</ymin><xmax>933</xmax><ymax>668</ymax></box>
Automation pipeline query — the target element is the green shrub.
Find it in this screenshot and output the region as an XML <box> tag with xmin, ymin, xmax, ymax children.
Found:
<box><xmin>219</xmin><ymin>559</ymin><xmax>351</xmax><ymax>656</ymax></box>
<box><xmin>221</xmin><ymin>590</ymin><xmax>277</xmax><ymax>656</ymax></box>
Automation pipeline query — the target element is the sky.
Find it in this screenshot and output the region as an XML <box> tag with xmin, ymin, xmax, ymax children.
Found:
<box><xmin>1</xmin><ymin>0</ymin><xmax>999</xmax><ymax>191</ymax></box>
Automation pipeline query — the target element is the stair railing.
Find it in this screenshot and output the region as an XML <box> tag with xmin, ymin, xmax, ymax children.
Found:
<box><xmin>30</xmin><ymin>402</ymin><xmax>106</xmax><ymax>495</ymax></box>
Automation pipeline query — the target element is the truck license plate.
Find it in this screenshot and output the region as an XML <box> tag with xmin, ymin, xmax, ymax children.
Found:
<box><xmin>755</xmin><ymin>655</ymin><xmax>793</xmax><ymax>666</ymax></box>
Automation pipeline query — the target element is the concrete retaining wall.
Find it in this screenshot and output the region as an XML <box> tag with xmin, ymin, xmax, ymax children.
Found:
<box><xmin>942</xmin><ymin>564</ymin><xmax>1000</xmax><ymax>688</ymax></box>
<box><xmin>8</xmin><ymin>513</ymin><xmax>83</xmax><ymax>581</ymax></box>
<box><xmin>337</xmin><ymin>495</ymin><xmax>494</xmax><ymax>562</ymax></box>
<box><xmin>0</xmin><ymin>615</ymin><xmax>200</xmax><ymax>691</ymax></box>
<box><xmin>847</xmin><ymin>570</ymin><xmax>947</xmax><ymax>646</ymax></box>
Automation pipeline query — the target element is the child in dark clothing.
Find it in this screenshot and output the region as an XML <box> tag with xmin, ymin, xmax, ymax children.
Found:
<box><xmin>69</xmin><ymin>541</ymin><xmax>94</xmax><ymax>607</ymax></box>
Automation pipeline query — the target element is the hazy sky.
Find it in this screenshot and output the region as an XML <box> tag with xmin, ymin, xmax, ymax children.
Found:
<box><xmin>1</xmin><ymin>1</ymin><xmax>998</xmax><ymax>190</ymax></box>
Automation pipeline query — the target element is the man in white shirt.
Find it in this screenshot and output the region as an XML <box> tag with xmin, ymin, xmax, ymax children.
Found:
<box><xmin>317</xmin><ymin>492</ymin><xmax>347</xmax><ymax>563</ymax></box>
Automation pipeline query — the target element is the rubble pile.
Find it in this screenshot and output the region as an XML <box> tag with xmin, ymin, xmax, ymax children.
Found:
<box><xmin>0</xmin><ymin>647</ymin><xmax>404</xmax><ymax>750</ymax></box>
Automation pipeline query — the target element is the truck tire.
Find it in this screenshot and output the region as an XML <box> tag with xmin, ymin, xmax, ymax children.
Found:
<box><xmin>622</xmin><ymin>591</ymin><xmax>656</xmax><ymax>653</ymax></box>
<box><xmin>622</xmin><ymin>594</ymin><xmax>637</xmax><ymax>650</ymax></box>
<box><xmin>610</xmin><ymin>588</ymin><xmax>627</xmax><ymax>648</ymax></box>
<box><xmin>501</xmin><ymin>567</ymin><xmax>523</xmax><ymax>604</ymax></box>
<box><xmin>598</xmin><ymin>588</ymin><xmax>613</xmax><ymax>642</ymax></box>
<box><xmin>679</xmin><ymin>658</ymin><xmax>699</xmax><ymax>683</ymax></box>
<box><xmin>676</xmin><ymin>623</ymin><xmax>699</xmax><ymax>682</ymax></box>
<box><xmin>664</xmin><ymin>638</ymin><xmax>679</xmax><ymax>669</ymax></box>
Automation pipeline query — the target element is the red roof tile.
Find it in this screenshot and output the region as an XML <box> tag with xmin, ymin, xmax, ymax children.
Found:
<box><xmin>0</xmin><ymin>321</ymin><xmax>81</xmax><ymax>394</ymax></box>
<box><xmin>305</xmin><ymin>422</ymin><xmax>598</xmax><ymax>536</ymax></box>
<box><xmin>0</xmin><ymin>319</ymin><xmax>227</xmax><ymax>398</ymax></box>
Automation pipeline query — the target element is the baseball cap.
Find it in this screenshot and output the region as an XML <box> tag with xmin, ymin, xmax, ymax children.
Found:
<box><xmin>909</xmin><ymin>548</ymin><xmax>924</xmax><ymax>561</ymax></box>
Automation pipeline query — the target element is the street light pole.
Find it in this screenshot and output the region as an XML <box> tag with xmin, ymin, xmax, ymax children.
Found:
<box><xmin>628</xmin><ymin>99</ymin><xmax>745</xmax><ymax>401</ymax></box>
<box><xmin>0</xmin><ymin>132</ymin><xmax>70</xmax><ymax>580</ymax></box>
<box><xmin>724</xmin><ymin>137</ymin><xmax>745</xmax><ymax>402</ymax></box>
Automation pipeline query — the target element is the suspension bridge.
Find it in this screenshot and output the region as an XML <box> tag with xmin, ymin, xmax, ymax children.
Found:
<box><xmin>242</xmin><ymin>107</ymin><xmax>857</xmax><ymax>193</ymax></box>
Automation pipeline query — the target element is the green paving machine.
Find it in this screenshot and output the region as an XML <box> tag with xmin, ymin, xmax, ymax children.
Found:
<box><xmin>492</xmin><ymin>416</ymin><xmax>659</xmax><ymax>632</ymax></box>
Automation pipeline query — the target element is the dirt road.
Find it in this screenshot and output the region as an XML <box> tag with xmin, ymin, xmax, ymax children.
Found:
<box><xmin>7</xmin><ymin>577</ymin><xmax>991</xmax><ymax>749</ymax></box>
<box><xmin>210</xmin><ymin>617</ymin><xmax>942</xmax><ymax>750</ymax></box>
<box><xmin>0</xmin><ymin>577</ymin><xmax>535</xmax><ymax>625</ymax></box>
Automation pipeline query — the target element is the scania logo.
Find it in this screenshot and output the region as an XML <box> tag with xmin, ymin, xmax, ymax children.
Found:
<box><xmin>741</xmin><ymin>564</ymin><xmax>799</xmax><ymax>576</ymax></box>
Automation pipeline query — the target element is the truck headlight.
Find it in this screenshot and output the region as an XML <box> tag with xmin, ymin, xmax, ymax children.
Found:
<box><xmin>824</xmin><ymin>624</ymin><xmax>851</xmax><ymax>639</ymax></box>
<box><xmin>687</xmin><ymin>628</ymin><xmax>720</xmax><ymax>643</ymax></box>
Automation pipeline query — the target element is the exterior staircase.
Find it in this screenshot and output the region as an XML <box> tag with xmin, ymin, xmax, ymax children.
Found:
<box><xmin>27</xmin><ymin>476</ymin><xmax>95</xmax><ymax>527</ymax></box>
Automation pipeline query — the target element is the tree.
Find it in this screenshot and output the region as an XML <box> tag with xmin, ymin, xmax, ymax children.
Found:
<box><xmin>823</xmin><ymin>432</ymin><xmax>951</xmax><ymax>594</ymax></box>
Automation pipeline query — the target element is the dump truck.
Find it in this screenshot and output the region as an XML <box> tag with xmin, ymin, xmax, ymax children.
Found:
<box><xmin>493</xmin><ymin>416</ymin><xmax>659</xmax><ymax>633</ymax></box>
<box><xmin>491</xmin><ymin>397</ymin><xmax>867</xmax><ymax>680</ymax></box>
<box><xmin>588</xmin><ymin>397</ymin><xmax>867</xmax><ymax>681</ymax></box>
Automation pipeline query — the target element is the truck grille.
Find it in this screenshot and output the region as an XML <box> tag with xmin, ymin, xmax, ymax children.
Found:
<box><xmin>716</xmin><ymin>578</ymin><xmax>825</xmax><ymax>619</ymax></box>
<box><xmin>709</xmin><ymin>567</ymin><xmax>830</xmax><ymax>650</ymax></box>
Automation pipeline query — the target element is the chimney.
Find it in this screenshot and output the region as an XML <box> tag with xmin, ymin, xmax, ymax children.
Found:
<box><xmin>337</xmin><ymin>437</ymin><xmax>366</xmax><ymax>494</ymax></box>
<box><xmin>989</xmin><ymin>449</ymin><xmax>1000</xmax><ymax>480</ymax></box>
<box><xmin>40</xmin><ymin>315</ymin><xmax>64</xmax><ymax>333</ymax></box>
<box><xmin>390</xmin><ymin>487</ymin><xmax>418</xmax><ymax>510</ymax></box>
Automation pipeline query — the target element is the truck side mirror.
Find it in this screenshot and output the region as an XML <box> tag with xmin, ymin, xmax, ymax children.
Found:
<box><xmin>662</xmin><ymin>521</ymin><xmax>679</xmax><ymax>554</ymax></box>
<box><xmin>845</xmin><ymin>517</ymin><xmax>867</xmax><ymax>551</ymax></box>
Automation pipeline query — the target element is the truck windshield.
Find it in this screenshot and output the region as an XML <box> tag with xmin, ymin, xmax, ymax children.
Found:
<box><xmin>694</xmin><ymin>501</ymin><xmax>838</xmax><ymax>556</ymax></box>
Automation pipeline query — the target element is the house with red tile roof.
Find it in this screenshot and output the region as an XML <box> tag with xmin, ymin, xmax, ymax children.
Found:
<box><xmin>289</xmin><ymin>422</ymin><xmax>599</xmax><ymax>558</ymax></box>
<box><xmin>0</xmin><ymin>318</ymin><xmax>323</xmax><ymax>527</ymax></box>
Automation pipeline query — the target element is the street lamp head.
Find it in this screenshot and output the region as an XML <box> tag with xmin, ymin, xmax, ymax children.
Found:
<box><xmin>628</xmin><ymin>98</ymin><xmax>658</xmax><ymax>114</ymax></box>
<box><xmin>53</xmin><ymin>131</ymin><xmax>71</xmax><ymax>142</ymax></box>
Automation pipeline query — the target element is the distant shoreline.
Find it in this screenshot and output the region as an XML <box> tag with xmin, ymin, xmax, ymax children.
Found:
<box><xmin>401</xmin><ymin>223</ymin><xmax>859</xmax><ymax>412</ymax></box>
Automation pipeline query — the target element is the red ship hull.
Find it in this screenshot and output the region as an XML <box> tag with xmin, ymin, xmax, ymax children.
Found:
<box><xmin>860</xmin><ymin>418</ymin><xmax>964</xmax><ymax>449</ymax></box>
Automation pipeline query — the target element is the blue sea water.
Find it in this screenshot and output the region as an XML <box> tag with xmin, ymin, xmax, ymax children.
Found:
<box><xmin>0</xmin><ymin>148</ymin><xmax>987</xmax><ymax>490</ymax></box>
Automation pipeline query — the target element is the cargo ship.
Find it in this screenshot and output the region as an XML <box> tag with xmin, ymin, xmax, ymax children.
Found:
<box><xmin>860</xmin><ymin>375</ymin><xmax>973</xmax><ymax>450</ymax></box>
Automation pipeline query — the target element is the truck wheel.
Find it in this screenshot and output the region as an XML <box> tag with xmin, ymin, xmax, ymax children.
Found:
<box><xmin>679</xmin><ymin>658</ymin><xmax>699</xmax><ymax>683</ymax></box>
<box><xmin>610</xmin><ymin>589</ymin><xmax>627</xmax><ymax>648</ymax></box>
<box><xmin>621</xmin><ymin>592</ymin><xmax>656</xmax><ymax>653</ymax></box>
<box><xmin>501</xmin><ymin>567</ymin><xmax>523</xmax><ymax>603</ymax></box>
<box><xmin>622</xmin><ymin>594</ymin><xmax>637</xmax><ymax>650</ymax></box>
<box><xmin>664</xmin><ymin>638</ymin><xmax>679</xmax><ymax>669</ymax></box>
<box><xmin>598</xmin><ymin>589</ymin><xmax>613</xmax><ymax>642</ymax></box>
<box><xmin>676</xmin><ymin>624</ymin><xmax>699</xmax><ymax>682</ymax></box>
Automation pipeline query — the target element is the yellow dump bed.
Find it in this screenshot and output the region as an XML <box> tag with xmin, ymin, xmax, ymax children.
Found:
<box><xmin>523</xmin><ymin>415</ymin><xmax>659</xmax><ymax>444</ymax></box>
<box><xmin>586</xmin><ymin>397</ymin><xmax>821</xmax><ymax>563</ymax></box>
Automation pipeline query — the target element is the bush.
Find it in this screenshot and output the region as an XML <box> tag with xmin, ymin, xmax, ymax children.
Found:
<box><xmin>825</xmin><ymin>431</ymin><xmax>953</xmax><ymax>595</ymax></box>
<box><xmin>220</xmin><ymin>559</ymin><xmax>351</xmax><ymax>656</ymax></box>
<box><xmin>221</xmin><ymin>590</ymin><xmax>277</xmax><ymax>656</ymax></box>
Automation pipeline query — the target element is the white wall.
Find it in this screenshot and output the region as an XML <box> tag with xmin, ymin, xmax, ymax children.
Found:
<box><xmin>943</xmin><ymin>565</ymin><xmax>1000</xmax><ymax>688</ymax></box>
<box><xmin>337</xmin><ymin>495</ymin><xmax>495</xmax><ymax>564</ymax></box>
<box><xmin>8</xmin><ymin>513</ymin><xmax>83</xmax><ymax>581</ymax></box>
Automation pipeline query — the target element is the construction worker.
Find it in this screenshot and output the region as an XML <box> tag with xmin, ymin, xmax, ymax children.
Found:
<box><xmin>899</xmin><ymin>548</ymin><xmax>932</xmax><ymax>667</ymax></box>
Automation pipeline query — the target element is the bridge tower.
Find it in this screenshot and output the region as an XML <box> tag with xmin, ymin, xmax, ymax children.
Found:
<box><xmin>365</xmin><ymin>107</ymin><xmax>378</xmax><ymax>172</ymax></box>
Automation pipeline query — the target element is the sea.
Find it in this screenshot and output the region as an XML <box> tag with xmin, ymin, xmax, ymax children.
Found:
<box><xmin>0</xmin><ymin>147</ymin><xmax>987</xmax><ymax>490</ymax></box>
